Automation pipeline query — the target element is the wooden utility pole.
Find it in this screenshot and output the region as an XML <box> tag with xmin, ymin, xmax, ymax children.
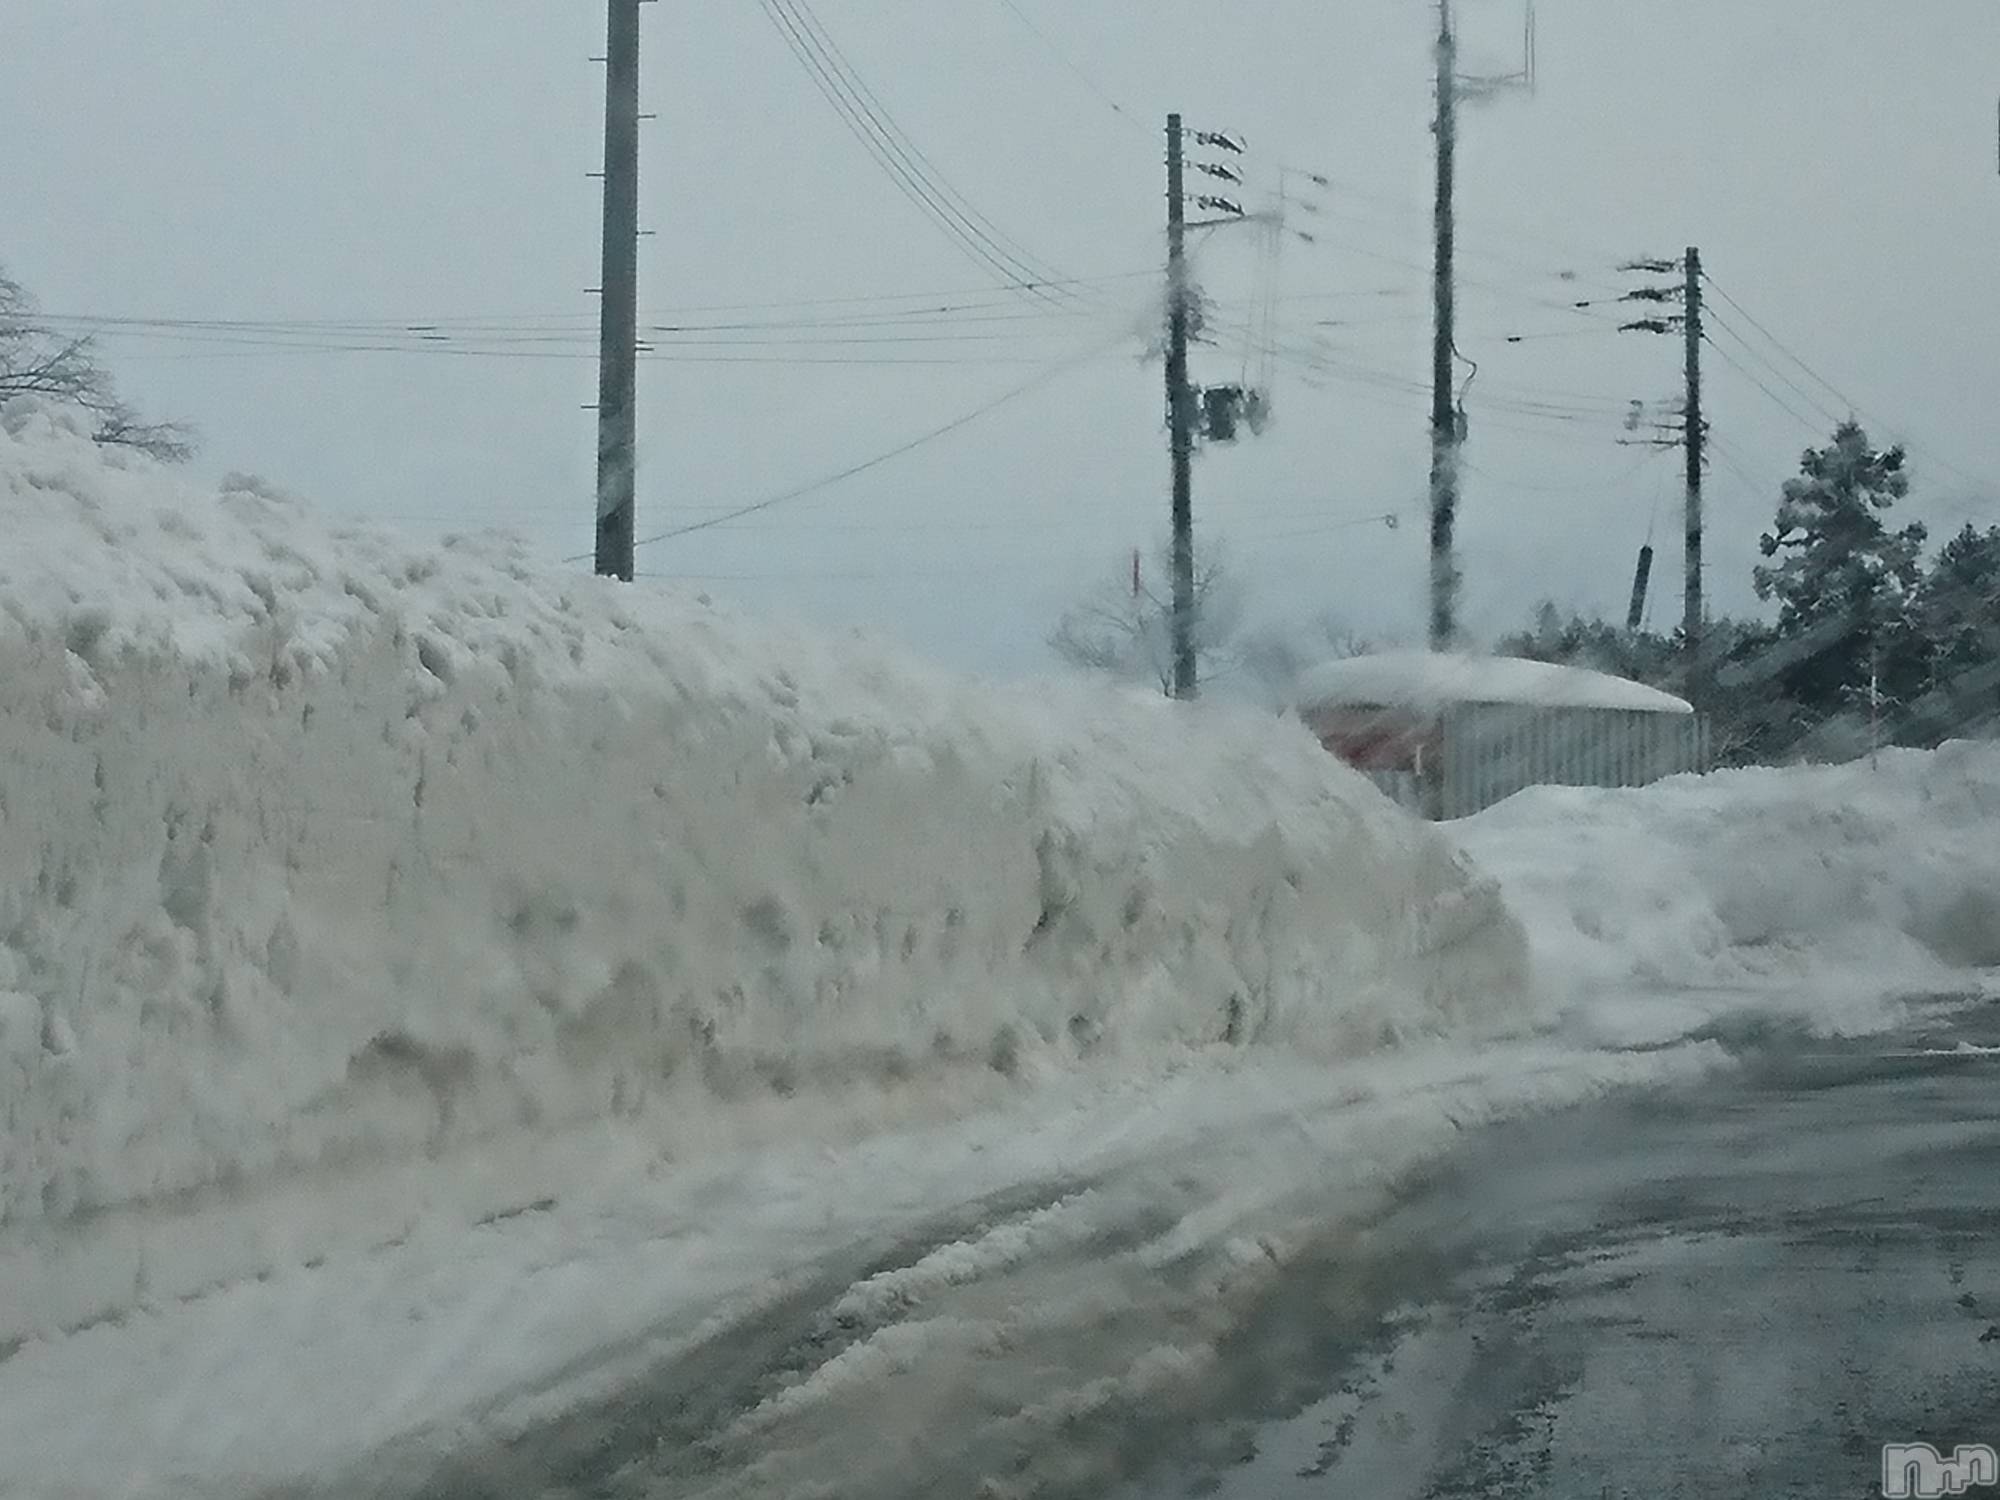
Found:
<box><xmin>1428</xmin><ymin>0</ymin><xmax>1460</xmax><ymax>654</ymax></box>
<box><xmin>1618</xmin><ymin>246</ymin><xmax>1707</xmax><ymax>698</ymax></box>
<box><xmin>1165</xmin><ymin>113</ymin><xmax>1197</xmax><ymax>700</ymax></box>
<box><xmin>594</xmin><ymin>0</ymin><xmax>641</xmax><ymax>582</ymax></box>
<box><xmin>1681</xmin><ymin>246</ymin><xmax>1705</xmax><ymax>702</ymax></box>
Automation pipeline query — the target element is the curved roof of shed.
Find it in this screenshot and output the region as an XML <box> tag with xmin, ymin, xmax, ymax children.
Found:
<box><xmin>1297</xmin><ymin>652</ymin><xmax>1695</xmax><ymax>716</ymax></box>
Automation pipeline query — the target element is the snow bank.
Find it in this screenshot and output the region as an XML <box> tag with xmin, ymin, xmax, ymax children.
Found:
<box><xmin>1297</xmin><ymin>651</ymin><xmax>1694</xmax><ymax>715</ymax></box>
<box><xmin>0</xmin><ymin>402</ymin><xmax>1528</xmax><ymax>1341</ymax></box>
<box><xmin>1459</xmin><ymin>743</ymin><xmax>2000</xmax><ymax>1040</ymax></box>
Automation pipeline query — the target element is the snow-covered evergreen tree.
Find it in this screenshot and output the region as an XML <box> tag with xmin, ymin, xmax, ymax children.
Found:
<box><xmin>1907</xmin><ymin>522</ymin><xmax>2000</xmax><ymax>741</ymax></box>
<box><xmin>1754</xmin><ymin>422</ymin><xmax>1927</xmax><ymax>724</ymax></box>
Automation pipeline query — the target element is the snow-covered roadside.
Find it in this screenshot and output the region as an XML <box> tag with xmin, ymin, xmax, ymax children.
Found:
<box><xmin>0</xmin><ymin>1036</ymin><xmax>1726</xmax><ymax>1500</ymax></box>
<box><xmin>5</xmin><ymin>397</ymin><xmax>1996</xmax><ymax>1497</ymax></box>
<box><xmin>1458</xmin><ymin>741</ymin><xmax>2000</xmax><ymax>1044</ymax></box>
<box><xmin>0</xmin><ymin>398</ymin><xmax>1531</xmax><ymax>1354</ymax></box>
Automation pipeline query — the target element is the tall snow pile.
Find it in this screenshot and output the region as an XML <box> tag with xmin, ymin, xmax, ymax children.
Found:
<box><xmin>1460</xmin><ymin>745</ymin><xmax>2000</xmax><ymax>1035</ymax></box>
<box><xmin>0</xmin><ymin>402</ymin><xmax>1527</xmax><ymax>1330</ymax></box>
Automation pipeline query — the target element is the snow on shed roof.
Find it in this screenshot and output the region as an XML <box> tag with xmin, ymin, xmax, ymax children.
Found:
<box><xmin>1297</xmin><ymin>652</ymin><xmax>1694</xmax><ymax>716</ymax></box>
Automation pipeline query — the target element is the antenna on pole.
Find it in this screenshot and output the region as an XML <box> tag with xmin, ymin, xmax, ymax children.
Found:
<box><xmin>1456</xmin><ymin>0</ymin><xmax>1539</xmax><ymax>100</ymax></box>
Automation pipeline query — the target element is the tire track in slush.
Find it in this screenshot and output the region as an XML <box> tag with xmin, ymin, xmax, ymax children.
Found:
<box><xmin>379</xmin><ymin>1174</ymin><xmax>1107</xmax><ymax>1499</ymax></box>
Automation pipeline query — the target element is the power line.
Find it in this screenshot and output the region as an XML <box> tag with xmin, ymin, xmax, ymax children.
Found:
<box><xmin>1705</xmin><ymin>434</ymin><xmax>1777</xmax><ymax>505</ymax></box>
<box><xmin>92</xmin><ymin>340</ymin><xmax>1118</xmax><ymax>369</ymax></box>
<box><xmin>640</xmin><ymin>276</ymin><xmax>1152</xmax><ymax>324</ymax></box>
<box><xmin>641</xmin><ymin>561</ymin><xmax>1062</xmax><ymax>582</ymax></box>
<box><xmin>760</xmin><ymin>0</ymin><xmax>1078</xmax><ymax>307</ymax></box>
<box><xmin>1702</xmin><ymin>333</ymin><xmax>1827</xmax><ymax>438</ymax></box>
<box><xmin>646</xmin><ymin>304</ymin><xmax>1097</xmax><ymax>333</ymax></box>
<box><xmin>53</xmin><ymin>300</ymin><xmax>1131</xmax><ymax>365</ymax></box>
<box><xmin>762</xmin><ymin>0</ymin><xmax>1046</xmax><ymax>298</ymax></box>
<box><xmin>1697</xmin><ymin>273</ymin><xmax>1862</xmax><ymax>415</ymax></box>
<box><xmin>990</xmin><ymin>0</ymin><xmax>1145</xmax><ymax>132</ymax></box>
<box><xmin>787</xmin><ymin>0</ymin><xmax>1075</xmax><ymax>296</ymax></box>
<box><xmin>1222</xmin><ymin>318</ymin><xmax>1633</xmax><ymax>428</ymax></box>
<box><xmin>1261</xmin><ymin>354</ymin><xmax>1644</xmax><ymax>448</ymax></box>
<box><xmin>1235</xmin><ymin>511</ymin><xmax>1407</xmax><ymax>547</ymax></box>
<box><xmin>1270</xmin><ymin>160</ymin><xmax>1643</xmax><ymax>292</ymax></box>
<box><xmin>1484</xmin><ymin>323</ymin><xmax>1628</xmax><ymax>346</ymax></box>
<box><xmin>1700</xmin><ymin>270</ymin><xmax>1998</xmax><ymax>496</ymax></box>
<box><xmin>643</xmin><ymin>329</ymin><xmax>1107</xmax><ymax>348</ymax></box>
<box><xmin>566</xmin><ymin>338</ymin><xmax>1117</xmax><ymax>561</ymax></box>
<box><xmin>1462</xmin><ymin>447</ymin><xmax>1663</xmax><ymax>495</ymax></box>
<box><xmin>36</xmin><ymin>271</ymin><xmax>1162</xmax><ymax>336</ymax></box>
<box><xmin>785</xmin><ymin>0</ymin><xmax>1073</xmax><ymax>293</ymax></box>
<box><xmin>42</xmin><ymin>300</ymin><xmax>1131</xmax><ymax>355</ymax></box>
<box><xmin>1285</xmin><ymin>226</ymin><xmax>1630</xmax><ymax>327</ymax></box>
<box><xmin>1701</xmin><ymin>308</ymin><xmax>1844</xmax><ymax>428</ymax></box>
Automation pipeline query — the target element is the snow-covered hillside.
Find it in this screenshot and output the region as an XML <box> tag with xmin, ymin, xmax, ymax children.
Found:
<box><xmin>0</xmin><ymin>400</ymin><xmax>1529</xmax><ymax>1344</ymax></box>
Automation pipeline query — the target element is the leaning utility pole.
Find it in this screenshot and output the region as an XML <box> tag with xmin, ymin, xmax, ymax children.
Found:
<box><xmin>1428</xmin><ymin>0</ymin><xmax>1460</xmax><ymax>654</ymax></box>
<box><xmin>594</xmin><ymin>0</ymin><xmax>641</xmax><ymax>582</ymax></box>
<box><xmin>1681</xmin><ymin>247</ymin><xmax>1705</xmax><ymax>702</ymax></box>
<box><xmin>1165</xmin><ymin>113</ymin><xmax>1198</xmax><ymax>700</ymax></box>
<box><xmin>1627</xmin><ymin>543</ymin><xmax>1656</xmax><ymax>633</ymax></box>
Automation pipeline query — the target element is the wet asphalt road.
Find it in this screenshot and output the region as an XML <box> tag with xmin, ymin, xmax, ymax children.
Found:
<box><xmin>369</xmin><ymin>997</ymin><xmax>2000</xmax><ymax>1500</ymax></box>
<box><xmin>1157</xmin><ymin>999</ymin><xmax>2000</xmax><ymax>1500</ymax></box>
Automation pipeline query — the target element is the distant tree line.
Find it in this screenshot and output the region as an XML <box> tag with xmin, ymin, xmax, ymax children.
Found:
<box><xmin>1503</xmin><ymin>422</ymin><xmax>2000</xmax><ymax>764</ymax></box>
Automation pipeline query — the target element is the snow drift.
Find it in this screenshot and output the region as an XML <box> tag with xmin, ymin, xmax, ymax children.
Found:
<box><xmin>1460</xmin><ymin>743</ymin><xmax>2000</xmax><ymax>1037</ymax></box>
<box><xmin>0</xmin><ymin>402</ymin><xmax>1527</xmax><ymax>1338</ymax></box>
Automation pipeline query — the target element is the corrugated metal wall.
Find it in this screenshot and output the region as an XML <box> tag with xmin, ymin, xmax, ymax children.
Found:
<box><xmin>1359</xmin><ymin>708</ymin><xmax>1708</xmax><ymax>819</ymax></box>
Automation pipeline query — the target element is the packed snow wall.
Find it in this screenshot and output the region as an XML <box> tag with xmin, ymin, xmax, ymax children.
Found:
<box><xmin>0</xmin><ymin>403</ymin><xmax>1529</xmax><ymax>1240</ymax></box>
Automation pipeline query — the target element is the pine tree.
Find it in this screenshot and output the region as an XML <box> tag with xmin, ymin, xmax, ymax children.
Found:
<box><xmin>1919</xmin><ymin>524</ymin><xmax>2000</xmax><ymax>671</ymax></box>
<box><xmin>1753</xmin><ymin>422</ymin><xmax>1927</xmax><ymax>727</ymax></box>
<box><xmin>1909</xmin><ymin>522</ymin><xmax>2000</xmax><ymax>741</ymax></box>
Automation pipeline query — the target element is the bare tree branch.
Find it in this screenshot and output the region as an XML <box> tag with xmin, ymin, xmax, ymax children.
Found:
<box><xmin>0</xmin><ymin>267</ymin><xmax>196</xmax><ymax>461</ymax></box>
<box><xmin>1048</xmin><ymin>540</ymin><xmax>1244</xmax><ymax>697</ymax></box>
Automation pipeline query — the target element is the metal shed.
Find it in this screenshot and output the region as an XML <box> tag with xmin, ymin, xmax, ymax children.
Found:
<box><xmin>1298</xmin><ymin>652</ymin><xmax>1707</xmax><ymax>819</ymax></box>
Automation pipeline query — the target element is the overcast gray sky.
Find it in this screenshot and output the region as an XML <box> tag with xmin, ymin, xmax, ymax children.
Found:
<box><xmin>6</xmin><ymin>1</ymin><xmax>1999</xmax><ymax>676</ymax></box>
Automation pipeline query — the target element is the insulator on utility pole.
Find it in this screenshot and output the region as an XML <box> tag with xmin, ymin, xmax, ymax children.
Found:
<box><xmin>594</xmin><ymin>0</ymin><xmax>642</xmax><ymax>582</ymax></box>
<box><xmin>1165</xmin><ymin>114</ymin><xmax>1197</xmax><ymax>701</ymax></box>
